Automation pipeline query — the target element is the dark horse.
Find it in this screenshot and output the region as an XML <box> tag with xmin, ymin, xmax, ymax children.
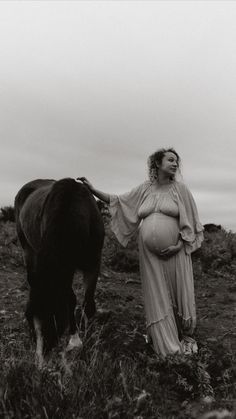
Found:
<box><xmin>15</xmin><ymin>178</ymin><xmax>104</xmax><ymax>367</ymax></box>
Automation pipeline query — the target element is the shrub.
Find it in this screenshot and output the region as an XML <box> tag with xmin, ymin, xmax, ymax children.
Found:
<box><xmin>110</xmin><ymin>249</ymin><xmax>139</xmax><ymax>272</ymax></box>
<box><xmin>199</xmin><ymin>229</ymin><xmax>236</xmax><ymax>273</ymax></box>
<box><xmin>0</xmin><ymin>206</ymin><xmax>15</xmax><ymax>222</ymax></box>
<box><xmin>0</xmin><ymin>221</ymin><xmax>23</xmax><ymax>267</ymax></box>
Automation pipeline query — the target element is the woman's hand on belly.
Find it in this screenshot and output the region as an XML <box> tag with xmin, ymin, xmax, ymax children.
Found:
<box><xmin>159</xmin><ymin>239</ymin><xmax>183</xmax><ymax>259</ymax></box>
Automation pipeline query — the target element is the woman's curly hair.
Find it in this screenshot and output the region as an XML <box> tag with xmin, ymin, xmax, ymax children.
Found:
<box><xmin>148</xmin><ymin>148</ymin><xmax>180</xmax><ymax>182</ymax></box>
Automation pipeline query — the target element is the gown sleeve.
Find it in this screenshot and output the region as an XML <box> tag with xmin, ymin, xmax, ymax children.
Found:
<box><xmin>173</xmin><ymin>182</ymin><xmax>204</xmax><ymax>254</ymax></box>
<box><xmin>109</xmin><ymin>181</ymin><xmax>151</xmax><ymax>247</ymax></box>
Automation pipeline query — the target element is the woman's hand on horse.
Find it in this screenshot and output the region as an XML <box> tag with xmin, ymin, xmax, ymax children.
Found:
<box><xmin>76</xmin><ymin>177</ymin><xmax>94</xmax><ymax>191</ymax></box>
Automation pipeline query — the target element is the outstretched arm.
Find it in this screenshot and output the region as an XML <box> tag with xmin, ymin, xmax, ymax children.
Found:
<box><xmin>76</xmin><ymin>177</ymin><xmax>110</xmax><ymax>204</ymax></box>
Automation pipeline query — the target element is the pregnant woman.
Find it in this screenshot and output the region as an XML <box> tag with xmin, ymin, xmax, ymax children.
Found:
<box><xmin>78</xmin><ymin>148</ymin><xmax>204</xmax><ymax>357</ymax></box>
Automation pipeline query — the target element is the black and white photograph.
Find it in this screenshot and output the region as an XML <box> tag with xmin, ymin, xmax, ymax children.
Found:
<box><xmin>0</xmin><ymin>1</ymin><xmax>236</xmax><ymax>418</ymax></box>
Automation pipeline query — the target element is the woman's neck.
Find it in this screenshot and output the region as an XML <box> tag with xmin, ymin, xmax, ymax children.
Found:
<box><xmin>156</xmin><ymin>173</ymin><xmax>172</xmax><ymax>185</ymax></box>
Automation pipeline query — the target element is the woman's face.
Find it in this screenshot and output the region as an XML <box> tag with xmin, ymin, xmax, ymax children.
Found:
<box><xmin>157</xmin><ymin>152</ymin><xmax>179</xmax><ymax>177</ymax></box>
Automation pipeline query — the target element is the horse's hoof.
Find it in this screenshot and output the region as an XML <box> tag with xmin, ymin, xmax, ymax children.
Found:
<box><xmin>66</xmin><ymin>333</ymin><xmax>83</xmax><ymax>352</ymax></box>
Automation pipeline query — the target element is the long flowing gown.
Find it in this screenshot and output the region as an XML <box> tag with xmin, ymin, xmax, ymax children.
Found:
<box><xmin>109</xmin><ymin>180</ymin><xmax>204</xmax><ymax>357</ymax></box>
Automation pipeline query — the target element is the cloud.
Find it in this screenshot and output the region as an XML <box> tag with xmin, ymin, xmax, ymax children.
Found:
<box><xmin>1</xmin><ymin>1</ymin><xmax>236</xmax><ymax>232</ymax></box>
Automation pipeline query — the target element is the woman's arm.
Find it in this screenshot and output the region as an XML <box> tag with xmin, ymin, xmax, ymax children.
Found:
<box><xmin>174</xmin><ymin>181</ymin><xmax>204</xmax><ymax>254</ymax></box>
<box><xmin>76</xmin><ymin>177</ymin><xmax>110</xmax><ymax>204</ymax></box>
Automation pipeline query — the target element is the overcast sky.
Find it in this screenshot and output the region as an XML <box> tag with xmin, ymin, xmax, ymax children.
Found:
<box><xmin>1</xmin><ymin>0</ymin><xmax>236</xmax><ymax>231</ymax></box>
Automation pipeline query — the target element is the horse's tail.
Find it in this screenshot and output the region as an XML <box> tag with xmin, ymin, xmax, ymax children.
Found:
<box><xmin>34</xmin><ymin>178</ymin><xmax>104</xmax><ymax>343</ymax></box>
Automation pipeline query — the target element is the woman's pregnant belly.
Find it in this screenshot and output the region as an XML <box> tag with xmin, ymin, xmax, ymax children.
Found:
<box><xmin>139</xmin><ymin>212</ymin><xmax>179</xmax><ymax>254</ymax></box>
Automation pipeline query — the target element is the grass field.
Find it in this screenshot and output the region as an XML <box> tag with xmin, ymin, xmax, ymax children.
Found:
<box><xmin>0</xmin><ymin>218</ymin><xmax>236</xmax><ymax>419</ymax></box>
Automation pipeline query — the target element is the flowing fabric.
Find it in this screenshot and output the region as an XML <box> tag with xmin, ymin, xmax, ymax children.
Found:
<box><xmin>109</xmin><ymin>180</ymin><xmax>204</xmax><ymax>357</ymax></box>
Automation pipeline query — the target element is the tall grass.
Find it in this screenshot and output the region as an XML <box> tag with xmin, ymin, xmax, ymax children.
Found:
<box><xmin>1</xmin><ymin>316</ymin><xmax>236</xmax><ymax>418</ymax></box>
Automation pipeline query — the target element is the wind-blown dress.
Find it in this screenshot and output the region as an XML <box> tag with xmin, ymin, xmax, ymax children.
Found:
<box><xmin>109</xmin><ymin>180</ymin><xmax>204</xmax><ymax>357</ymax></box>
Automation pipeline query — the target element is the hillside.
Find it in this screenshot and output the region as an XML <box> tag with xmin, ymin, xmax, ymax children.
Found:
<box><xmin>0</xmin><ymin>216</ymin><xmax>236</xmax><ymax>419</ymax></box>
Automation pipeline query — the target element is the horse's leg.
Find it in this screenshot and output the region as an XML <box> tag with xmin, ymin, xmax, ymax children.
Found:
<box><xmin>82</xmin><ymin>263</ymin><xmax>100</xmax><ymax>320</ymax></box>
<box><xmin>66</xmin><ymin>289</ymin><xmax>83</xmax><ymax>351</ymax></box>
<box><xmin>17</xmin><ymin>227</ymin><xmax>36</xmax><ymax>285</ymax></box>
<box><xmin>20</xmin><ymin>241</ymin><xmax>36</xmax><ymax>286</ymax></box>
<box><xmin>68</xmin><ymin>288</ymin><xmax>77</xmax><ymax>335</ymax></box>
<box><xmin>25</xmin><ymin>251</ymin><xmax>36</xmax><ymax>286</ymax></box>
<box><xmin>25</xmin><ymin>299</ymin><xmax>36</xmax><ymax>342</ymax></box>
<box><xmin>33</xmin><ymin>317</ymin><xmax>44</xmax><ymax>369</ymax></box>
